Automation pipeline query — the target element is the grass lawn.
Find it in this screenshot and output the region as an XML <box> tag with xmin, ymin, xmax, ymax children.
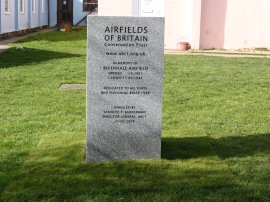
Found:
<box><xmin>0</xmin><ymin>29</ymin><xmax>269</xmax><ymax>202</ymax></box>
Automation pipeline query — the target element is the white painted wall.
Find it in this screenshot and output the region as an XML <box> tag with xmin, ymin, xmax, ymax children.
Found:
<box><xmin>30</xmin><ymin>0</ymin><xmax>39</xmax><ymax>28</ymax></box>
<box><xmin>1</xmin><ymin>0</ymin><xmax>16</xmax><ymax>33</ymax></box>
<box><xmin>18</xmin><ymin>0</ymin><xmax>29</xmax><ymax>30</ymax></box>
<box><xmin>99</xmin><ymin>0</ymin><xmax>164</xmax><ymax>17</ymax></box>
<box><xmin>73</xmin><ymin>0</ymin><xmax>89</xmax><ymax>25</ymax></box>
<box><xmin>40</xmin><ymin>0</ymin><xmax>48</xmax><ymax>26</ymax></box>
<box><xmin>0</xmin><ymin>0</ymin><xmax>53</xmax><ymax>34</ymax></box>
<box><xmin>49</xmin><ymin>0</ymin><xmax>57</xmax><ymax>26</ymax></box>
<box><xmin>99</xmin><ymin>0</ymin><xmax>133</xmax><ymax>16</ymax></box>
<box><xmin>139</xmin><ymin>0</ymin><xmax>164</xmax><ymax>17</ymax></box>
<box><xmin>0</xmin><ymin>0</ymin><xmax>1</xmax><ymax>33</ymax></box>
<box><xmin>191</xmin><ymin>0</ymin><xmax>201</xmax><ymax>49</ymax></box>
<box><xmin>98</xmin><ymin>0</ymin><xmax>194</xmax><ymax>49</ymax></box>
<box><xmin>164</xmin><ymin>0</ymin><xmax>193</xmax><ymax>49</ymax></box>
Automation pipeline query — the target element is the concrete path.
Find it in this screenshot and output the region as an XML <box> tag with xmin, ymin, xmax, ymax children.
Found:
<box><xmin>0</xmin><ymin>44</ymin><xmax>10</xmax><ymax>54</ymax></box>
<box><xmin>165</xmin><ymin>49</ymin><xmax>270</xmax><ymax>58</ymax></box>
<box><xmin>0</xmin><ymin>29</ymin><xmax>55</xmax><ymax>54</ymax></box>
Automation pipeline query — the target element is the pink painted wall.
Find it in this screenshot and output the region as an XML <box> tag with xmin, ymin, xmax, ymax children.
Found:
<box><xmin>200</xmin><ymin>0</ymin><xmax>270</xmax><ymax>49</ymax></box>
<box><xmin>200</xmin><ymin>0</ymin><xmax>227</xmax><ymax>49</ymax></box>
<box><xmin>98</xmin><ymin>0</ymin><xmax>270</xmax><ymax>49</ymax></box>
<box><xmin>223</xmin><ymin>0</ymin><xmax>270</xmax><ymax>49</ymax></box>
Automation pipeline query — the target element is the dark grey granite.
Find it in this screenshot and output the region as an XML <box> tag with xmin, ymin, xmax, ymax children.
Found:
<box><xmin>86</xmin><ymin>16</ymin><xmax>165</xmax><ymax>162</ymax></box>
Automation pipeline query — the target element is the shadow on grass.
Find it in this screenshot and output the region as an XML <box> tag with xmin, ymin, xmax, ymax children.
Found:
<box><xmin>1</xmin><ymin>145</ymin><xmax>243</xmax><ymax>201</ymax></box>
<box><xmin>0</xmin><ymin>47</ymin><xmax>81</xmax><ymax>68</ymax></box>
<box><xmin>162</xmin><ymin>133</ymin><xmax>270</xmax><ymax>160</ymax></box>
<box><xmin>2</xmin><ymin>133</ymin><xmax>269</xmax><ymax>201</ymax></box>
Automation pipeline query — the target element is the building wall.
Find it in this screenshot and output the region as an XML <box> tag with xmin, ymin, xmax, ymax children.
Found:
<box><xmin>0</xmin><ymin>0</ymin><xmax>2</xmax><ymax>34</ymax></box>
<box><xmin>30</xmin><ymin>0</ymin><xmax>39</xmax><ymax>28</ymax></box>
<box><xmin>18</xmin><ymin>0</ymin><xmax>29</xmax><ymax>30</ymax></box>
<box><xmin>200</xmin><ymin>0</ymin><xmax>227</xmax><ymax>49</ymax></box>
<box><xmin>0</xmin><ymin>0</ymin><xmax>55</xmax><ymax>34</ymax></box>
<box><xmin>99</xmin><ymin>0</ymin><xmax>270</xmax><ymax>50</ymax></box>
<box><xmin>0</xmin><ymin>0</ymin><xmax>2</xmax><ymax>33</ymax></box>
<box><xmin>49</xmin><ymin>0</ymin><xmax>57</xmax><ymax>26</ymax></box>
<box><xmin>99</xmin><ymin>0</ymin><xmax>133</xmax><ymax>16</ymax></box>
<box><xmin>164</xmin><ymin>0</ymin><xmax>193</xmax><ymax>49</ymax></box>
<box><xmin>98</xmin><ymin>0</ymin><xmax>193</xmax><ymax>50</ymax></box>
<box><xmin>99</xmin><ymin>0</ymin><xmax>164</xmax><ymax>17</ymax></box>
<box><xmin>1</xmin><ymin>0</ymin><xmax>16</xmax><ymax>33</ymax></box>
<box><xmin>2</xmin><ymin>0</ymin><xmax>270</xmax><ymax>49</ymax></box>
<box><xmin>200</xmin><ymin>0</ymin><xmax>270</xmax><ymax>49</ymax></box>
<box><xmin>191</xmin><ymin>0</ymin><xmax>201</xmax><ymax>49</ymax></box>
<box><xmin>73</xmin><ymin>0</ymin><xmax>89</xmax><ymax>25</ymax></box>
<box><xmin>223</xmin><ymin>0</ymin><xmax>270</xmax><ymax>49</ymax></box>
<box><xmin>139</xmin><ymin>0</ymin><xmax>163</xmax><ymax>17</ymax></box>
<box><xmin>40</xmin><ymin>0</ymin><xmax>48</xmax><ymax>26</ymax></box>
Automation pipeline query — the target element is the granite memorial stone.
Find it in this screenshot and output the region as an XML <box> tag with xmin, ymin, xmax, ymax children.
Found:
<box><xmin>86</xmin><ymin>16</ymin><xmax>165</xmax><ymax>162</ymax></box>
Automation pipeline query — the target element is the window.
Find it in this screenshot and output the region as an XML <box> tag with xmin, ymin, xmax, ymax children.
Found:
<box><xmin>5</xmin><ymin>0</ymin><xmax>10</xmax><ymax>14</ymax></box>
<box><xmin>41</xmin><ymin>0</ymin><xmax>45</xmax><ymax>13</ymax></box>
<box><xmin>83</xmin><ymin>0</ymin><xmax>98</xmax><ymax>12</ymax></box>
<box><xmin>32</xmin><ymin>0</ymin><xmax>36</xmax><ymax>13</ymax></box>
<box><xmin>20</xmin><ymin>0</ymin><xmax>25</xmax><ymax>13</ymax></box>
<box><xmin>141</xmin><ymin>0</ymin><xmax>154</xmax><ymax>13</ymax></box>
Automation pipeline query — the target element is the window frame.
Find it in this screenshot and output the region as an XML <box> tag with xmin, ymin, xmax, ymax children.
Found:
<box><xmin>20</xmin><ymin>0</ymin><xmax>25</xmax><ymax>14</ymax></box>
<box><xmin>83</xmin><ymin>0</ymin><xmax>98</xmax><ymax>12</ymax></box>
<box><xmin>41</xmin><ymin>0</ymin><xmax>45</xmax><ymax>14</ymax></box>
<box><xmin>32</xmin><ymin>0</ymin><xmax>36</xmax><ymax>13</ymax></box>
<box><xmin>5</xmin><ymin>0</ymin><xmax>11</xmax><ymax>14</ymax></box>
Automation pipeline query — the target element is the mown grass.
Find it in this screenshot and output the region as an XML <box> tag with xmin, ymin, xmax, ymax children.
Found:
<box><xmin>0</xmin><ymin>29</ymin><xmax>269</xmax><ymax>201</ymax></box>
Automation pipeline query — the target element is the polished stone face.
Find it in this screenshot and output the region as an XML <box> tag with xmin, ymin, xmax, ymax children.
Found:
<box><xmin>86</xmin><ymin>16</ymin><xmax>164</xmax><ymax>162</ymax></box>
